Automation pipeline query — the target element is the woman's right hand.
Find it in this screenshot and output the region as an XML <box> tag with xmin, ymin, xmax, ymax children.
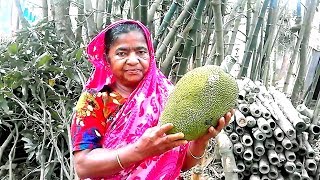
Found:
<box><xmin>133</xmin><ymin>123</ymin><xmax>188</xmax><ymax>159</ymax></box>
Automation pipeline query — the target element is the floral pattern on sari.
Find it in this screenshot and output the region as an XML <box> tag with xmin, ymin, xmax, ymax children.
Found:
<box><xmin>71</xmin><ymin>89</ymin><xmax>126</xmax><ymax>152</ymax></box>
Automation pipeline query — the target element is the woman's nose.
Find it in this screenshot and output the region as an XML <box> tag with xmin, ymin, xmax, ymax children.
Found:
<box><xmin>126</xmin><ymin>53</ymin><xmax>139</xmax><ymax>64</ymax></box>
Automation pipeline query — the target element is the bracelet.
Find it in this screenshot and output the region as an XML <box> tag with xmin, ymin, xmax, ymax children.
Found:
<box><xmin>116</xmin><ymin>151</ymin><xmax>125</xmax><ymax>170</ymax></box>
<box><xmin>188</xmin><ymin>147</ymin><xmax>205</xmax><ymax>160</ymax></box>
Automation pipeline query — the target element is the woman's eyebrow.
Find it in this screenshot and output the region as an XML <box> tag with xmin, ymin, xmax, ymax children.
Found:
<box><xmin>116</xmin><ymin>47</ymin><xmax>129</xmax><ymax>51</ymax></box>
<box><xmin>135</xmin><ymin>46</ymin><xmax>148</xmax><ymax>51</ymax></box>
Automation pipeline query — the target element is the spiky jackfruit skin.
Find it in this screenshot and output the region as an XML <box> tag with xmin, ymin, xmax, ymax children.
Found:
<box><xmin>160</xmin><ymin>65</ymin><xmax>238</xmax><ymax>141</ymax></box>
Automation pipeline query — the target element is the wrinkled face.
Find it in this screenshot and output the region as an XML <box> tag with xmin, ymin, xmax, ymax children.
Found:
<box><xmin>107</xmin><ymin>31</ymin><xmax>150</xmax><ymax>88</ymax></box>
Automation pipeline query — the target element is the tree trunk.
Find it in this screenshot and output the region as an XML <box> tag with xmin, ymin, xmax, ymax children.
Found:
<box><xmin>42</xmin><ymin>0</ymin><xmax>49</xmax><ymax>21</ymax></box>
<box><xmin>53</xmin><ymin>0</ymin><xmax>75</xmax><ymax>42</ymax></box>
<box><xmin>131</xmin><ymin>0</ymin><xmax>140</xmax><ymax>20</ymax></box>
<box><xmin>75</xmin><ymin>0</ymin><xmax>84</xmax><ymax>43</ymax></box>
<box><xmin>291</xmin><ymin>0</ymin><xmax>319</xmax><ymax>107</ymax></box>
<box><xmin>105</xmin><ymin>0</ymin><xmax>112</xmax><ymax>26</ymax></box>
<box><xmin>49</xmin><ymin>0</ymin><xmax>56</xmax><ymax>20</ymax></box>
<box><xmin>84</xmin><ymin>0</ymin><xmax>97</xmax><ymax>39</ymax></box>
<box><xmin>112</xmin><ymin>0</ymin><xmax>123</xmax><ymax>21</ymax></box>
<box><xmin>13</xmin><ymin>0</ymin><xmax>30</xmax><ymax>28</ymax></box>
<box><xmin>96</xmin><ymin>0</ymin><xmax>106</xmax><ymax>30</ymax></box>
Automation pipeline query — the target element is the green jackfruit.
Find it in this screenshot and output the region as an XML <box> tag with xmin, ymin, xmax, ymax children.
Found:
<box><xmin>160</xmin><ymin>65</ymin><xmax>238</xmax><ymax>141</ymax></box>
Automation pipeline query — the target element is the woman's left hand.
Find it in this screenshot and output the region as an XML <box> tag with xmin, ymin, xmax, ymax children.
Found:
<box><xmin>194</xmin><ymin>109</ymin><xmax>235</xmax><ymax>144</ymax></box>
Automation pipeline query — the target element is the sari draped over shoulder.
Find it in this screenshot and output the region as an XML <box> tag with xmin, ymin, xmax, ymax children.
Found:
<box><xmin>84</xmin><ymin>20</ymin><xmax>188</xmax><ymax>180</ymax></box>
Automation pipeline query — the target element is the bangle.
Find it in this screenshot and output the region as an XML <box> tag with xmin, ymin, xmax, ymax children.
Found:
<box><xmin>188</xmin><ymin>147</ymin><xmax>205</xmax><ymax>160</ymax></box>
<box><xmin>116</xmin><ymin>151</ymin><xmax>125</xmax><ymax>170</ymax></box>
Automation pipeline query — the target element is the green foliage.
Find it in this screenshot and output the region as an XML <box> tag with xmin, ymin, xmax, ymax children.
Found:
<box><xmin>0</xmin><ymin>20</ymin><xmax>91</xmax><ymax>179</ymax></box>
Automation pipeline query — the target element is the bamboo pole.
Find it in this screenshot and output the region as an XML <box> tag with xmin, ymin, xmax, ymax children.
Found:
<box><xmin>283</xmin><ymin>0</ymin><xmax>310</xmax><ymax>93</ymax></box>
<box><xmin>194</xmin><ymin>25</ymin><xmax>202</xmax><ymax>68</ymax></box>
<box><xmin>225</xmin><ymin>78</ymin><xmax>320</xmax><ymax>179</ymax></box>
<box><xmin>305</xmin><ymin>60</ymin><xmax>320</xmax><ymax>106</ymax></box>
<box><xmin>269</xmin><ymin>100</ymin><xmax>296</xmax><ymax>139</ymax></box>
<box><xmin>155</xmin><ymin>0</ymin><xmax>198</xmax><ymax>59</ymax></box>
<box><xmin>264</xmin><ymin>138</ymin><xmax>275</xmax><ymax>150</ymax></box>
<box><xmin>220</xmin><ymin>55</ymin><xmax>237</xmax><ymax>73</ymax></box>
<box><xmin>147</xmin><ymin>0</ymin><xmax>162</xmax><ymax>25</ymax></box>
<box><xmin>83</xmin><ymin>0</ymin><xmax>97</xmax><ymax>39</ymax></box>
<box><xmin>311</xmin><ymin>92</ymin><xmax>320</xmax><ymax>125</ymax></box>
<box><xmin>270</xmin><ymin>89</ymin><xmax>307</xmax><ymax>132</ymax></box>
<box><xmin>210</xmin><ymin>0</ymin><xmax>225</xmax><ymax>65</ymax></box>
<box><xmin>75</xmin><ymin>0</ymin><xmax>85</xmax><ymax>43</ymax></box>
<box><xmin>201</xmin><ymin>7</ymin><xmax>214</xmax><ymax>65</ymax></box>
<box><xmin>247</xmin><ymin>0</ymin><xmax>263</xmax><ymax>80</ymax></box>
<box><xmin>291</xmin><ymin>0</ymin><xmax>320</xmax><ymax>106</ymax></box>
<box><xmin>260</xmin><ymin>0</ymin><xmax>278</xmax><ymax>81</ymax></box>
<box><xmin>140</xmin><ymin>0</ymin><xmax>148</xmax><ymax>25</ymax></box>
<box><xmin>131</xmin><ymin>0</ymin><xmax>140</xmax><ymax>20</ymax></box>
<box><xmin>42</xmin><ymin>0</ymin><xmax>49</xmax><ymax>21</ymax></box>
<box><xmin>235</xmin><ymin>109</ymin><xmax>247</xmax><ymax>127</ymax></box>
<box><xmin>268</xmin><ymin>165</ymin><xmax>278</xmax><ymax>179</ymax></box>
<box><xmin>259</xmin><ymin>155</ymin><xmax>270</xmax><ymax>174</ymax></box>
<box><xmin>297</xmin><ymin>104</ymin><xmax>314</xmax><ymax>119</ymax></box>
<box><xmin>245</xmin><ymin>0</ymin><xmax>252</xmax><ymax>39</ymax></box>
<box><xmin>238</xmin><ymin>0</ymin><xmax>270</xmax><ymax>78</ymax></box>
<box><xmin>175</xmin><ymin>0</ymin><xmax>207</xmax><ymax>83</ymax></box>
<box><xmin>253</xmin><ymin>140</ymin><xmax>265</xmax><ymax>156</ymax></box>
<box><xmin>226</xmin><ymin>0</ymin><xmax>246</xmax><ymax>56</ymax></box>
<box><xmin>216</xmin><ymin>130</ymin><xmax>239</xmax><ymax>180</ymax></box>
<box><xmin>96</xmin><ymin>0</ymin><xmax>105</xmax><ymax>29</ymax></box>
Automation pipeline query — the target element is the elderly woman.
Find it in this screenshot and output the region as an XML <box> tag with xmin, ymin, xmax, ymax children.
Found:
<box><xmin>71</xmin><ymin>20</ymin><xmax>233</xmax><ymax>179</ymax></box>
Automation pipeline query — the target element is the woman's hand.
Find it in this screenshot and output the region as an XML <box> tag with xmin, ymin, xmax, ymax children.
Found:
<box><xmin>133</xmin><ymin>123</ymin><xmax>188</xmax><ymax>160</ymax></box>
<box><xmin>181</xmin><ymin>109</ymin><xmax>235</xmax><ymax>171</ymax></box>
<box><xmin>194</xmin><ymin>109</ymin><xmax>235</xmax><ymax>144</ymax></box>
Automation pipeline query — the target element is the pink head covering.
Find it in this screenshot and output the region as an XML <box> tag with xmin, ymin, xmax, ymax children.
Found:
<box><xmin>85</xmin><ymin>19</ymin><xmax>157</xmax><ymax>92</ymax></box>
<box><xmin>85</xmin><ymin>20</ymin><xmax>188</xmax><ymax>179</ymax></box>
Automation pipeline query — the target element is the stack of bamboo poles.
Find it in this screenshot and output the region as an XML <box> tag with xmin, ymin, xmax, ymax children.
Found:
<box><xmin>224</xmin><ymin>78</ymin><xmax>320</xmax><ymax>180</ymax></box>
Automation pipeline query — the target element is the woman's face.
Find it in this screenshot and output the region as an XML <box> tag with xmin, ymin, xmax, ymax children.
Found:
<box><xmin>107</xmin><ymin>30</ymin><xmax>150</xmax><ymax>88</ymax></box>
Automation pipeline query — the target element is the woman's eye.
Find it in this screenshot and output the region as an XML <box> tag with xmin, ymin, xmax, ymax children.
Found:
<box><xmin>138</xmin><ymin>51</ymin><xmax>147</xmax><ymax>55</ymax></box>
<box><xmin>116</xmin><ymin>52</ymin><xmax>126</xmax><ymax>56</ymax></box>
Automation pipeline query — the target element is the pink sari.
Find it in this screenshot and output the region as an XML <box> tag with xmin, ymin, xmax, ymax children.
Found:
<box><xmin>85</xmin><ymin>20</ymin><xmax>188</xmax><ymax>179</ymax></box>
